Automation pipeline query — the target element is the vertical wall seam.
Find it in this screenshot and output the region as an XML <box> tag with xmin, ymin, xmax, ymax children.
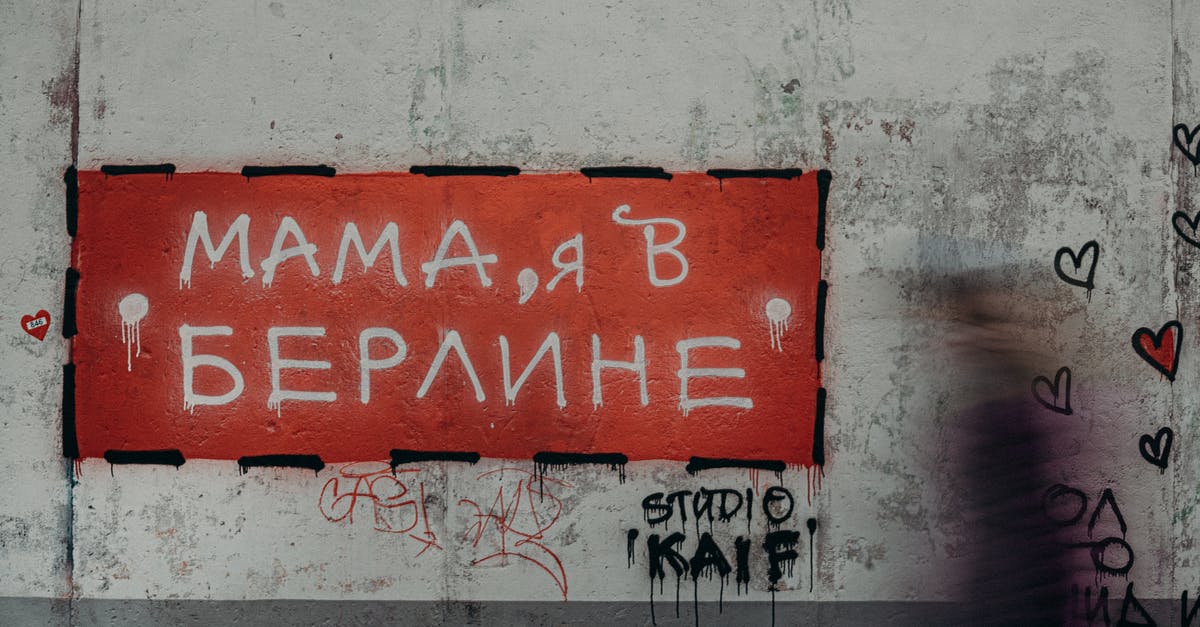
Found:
<box><xmin>61</xmin><ymin>364</ymin><xmax>78</xmax><ymax>459</ymax></box>
<box><xmin>1168</xmin><ymin>0</ymin><xmax>1183</xmax><ymax>601</ymax></box>
<box><xmin>64</xmin><ymin>2</ymin><xmax>82</xmax><ymax>623</ymax></box>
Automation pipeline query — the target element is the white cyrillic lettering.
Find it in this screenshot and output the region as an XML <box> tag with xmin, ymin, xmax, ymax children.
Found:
<box><xmin>179</xmin><ymin>212</ymin><xmax>253</xmax><ymax>288</ymax></box>
<box><xmin>675</xmin><ymin>337</ymin><xmax>753</xmax><ymax>416</ymax></box>
<box><xmin>261</xmin><ymin>217</ymin><xmax>320</xmax><ymax>287</ymax></box>
<box><xmin>416</xmin><ymin>330</ymin><xmax>486</xmax><ymax>402</ymax></box>
<box><xmin>591</xmin><ymin>334</ymin><xmax>648</xmax><ymax>409</ymax></box>
<box><xmin>420</xmin><ymin>220</ymin><xmax>498</xmax><ymax>288</ymax></box>
<box><xmin>359</xmin><ymin>327</ymin><xmax>407</xmax><ymax>404</ymax></box>
<box><xmin>545</xmin><ymin>233</ymin><xmax>583</xmax><ymax>292</ymax></box>
<box><xmin>267</xmin><ymin>326</ymin><xmax>336</xmax><ymax>414</ymax></box>
<box><xmin>590</xmin><ymin>333</ymin><xmax>648</xmax><ymax>408</ymax></box>
<box><xmin>179</xmin><ymin>324</ymin><xmax>245</xmax><ymax>412</ymax></box>
<box><xmin>611</xmin><ymin>205</ymin><xmax>688</xmax><ymax>287</ymax></box>
<box><xmin>500</xmin><ymin>332</ymin><xmax>565</xmax><ymax>408</ymax></box>
<box><xmin>333</xmin><ymin>222</ymin><xmax>408</xmax><ymax>286</ymax></box>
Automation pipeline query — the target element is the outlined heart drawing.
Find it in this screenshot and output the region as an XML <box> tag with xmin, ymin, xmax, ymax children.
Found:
<box><xmin>1031</xmin><ymin>366</ymin><xmax>1072</xmax><ymax>415</ymax></box>
<box><xmin>1131</xmin><ymin>320</ymin><xmax>1182</xmax><ymax>381</ymax></box>
<box><xmin>1053</xmin><ymin>241</ymin><xmax>1099</xmax><ymax>291</ymax></box>
<box><xmin>1139</xmin><ymin>426</ymin><xmax>1173</xmax><ymax>472</ymax></box>
<box><xmin>1172</xmin><ymin>211</ymin><xmax>1200</xmax><ymax>248</ymax></box>
<box><xmin>20</xmin><ymin>310</ymin><xmax>50</xmax><ymax>341</ymax></box>
<box><xmin>1175</xmin><ymin>123</ymin><xmax>1200</xmax><ymax>166</ymax></box>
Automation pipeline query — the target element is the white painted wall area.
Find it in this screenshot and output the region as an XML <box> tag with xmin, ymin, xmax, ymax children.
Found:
<box><xmin>3</xmin><ymin>0</ymin><xmax>1200</xmax><ymax>624</ymax></box>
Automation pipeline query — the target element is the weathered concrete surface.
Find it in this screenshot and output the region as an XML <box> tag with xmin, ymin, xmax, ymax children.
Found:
<box><xmin>2</xmin><ymin>0</ymin><xmax>1200</xmax><ymax>624</ymax></box>
<box><xmin>0</xmin><ymin>0</ymin><xmax>76</xmax><ymax>610</ymax></box>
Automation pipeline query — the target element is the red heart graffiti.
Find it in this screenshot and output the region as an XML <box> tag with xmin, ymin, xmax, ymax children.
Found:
<box><xmin>1131</xmin><ymin>320</ymin><xmax>1182</xmax><ymax>381</ymax></box>
<box><xmin>20</xmin><ymin>310</ymin><xmax>51</xmax><ymax>341</ymax></box>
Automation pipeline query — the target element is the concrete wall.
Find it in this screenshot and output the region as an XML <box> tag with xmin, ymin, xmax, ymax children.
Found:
<box><xmin>2</xmin><ymin>0</ymin><xmax>1198</xmax><ymax>624</ymax></box>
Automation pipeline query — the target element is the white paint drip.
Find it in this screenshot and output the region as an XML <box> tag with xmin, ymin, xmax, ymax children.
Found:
<box><xmin>765</xmin><ymin>297</ymin><xmax>792</xmax><ymax>352</ymax></box>
<box><xmin>517</xmin><ymin>268</ymin><xmax>539</xmax><ymax>304</ymax></box>
<box><xmin>118</xmin><ymin>293</ymin><xmax>149</xmax><ymax>371</ymax></box>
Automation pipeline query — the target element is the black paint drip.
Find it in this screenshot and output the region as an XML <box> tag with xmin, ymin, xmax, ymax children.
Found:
<box><xmin>746</xmin><ymin>488</ymin><xmax>754</xmax><ymax>534</ymax></box>
<box><xmin>627</xmin><ymin>529</ymin><xmax>639</xmax><ymax>567</ymax></box>
<box><xmin>807</xmin><ymin>517</ymin><xmax>818</xmax><ymax>592</ymax></box>
<box><xmin>675</xmin><ymin>573</ymin><xmax>681</xmax><ymax>620</ymax></box>
<box><xmin>734</xmin><ymin>536</ymin><xmax>751</xmax><ymax>596</ymax></box>
<box><xmin>650</xmin><ymin>569</ymin><xmax>656</xmax><ymax>626</ymax></box>
<box><xmin>689</xmin><ymin>533</ymin><xmax>732</xmax><ymax>627</ymax></box>
<box><xmin>533</xmin><ymin>452</ymin><xmax>628</xmax><ymax>496</ymax></box>
<box><xmin>647</xmin><ymin>533</ymin><xmax>687</xmax><ymax>626</ymax></box>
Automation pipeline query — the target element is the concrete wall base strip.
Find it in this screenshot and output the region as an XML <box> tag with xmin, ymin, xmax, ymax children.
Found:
<box><xmin>0</xmin><ymin>597</ymin><xmax>1186</xmax><ymax>626</ymax></box>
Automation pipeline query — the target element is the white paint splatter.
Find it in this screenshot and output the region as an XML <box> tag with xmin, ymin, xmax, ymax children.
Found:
<box><xmin>517</xmin><ymin>268</ymin><xmax>539</xmax><ymax>304</ymax></box>
<box><xmin>118</xmin><ymin>293</ymin><xmax>149</xmax><ymax>371</ymax></box>
<box><xmin>765</xmin><ymin>297</ymin><xmax>792</xmax><ymax>351</ymax></box>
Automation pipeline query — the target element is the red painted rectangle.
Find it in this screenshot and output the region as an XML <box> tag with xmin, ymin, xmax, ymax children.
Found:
<box><xmin>73</xmin><ymin>171</ymin><xmax>823</xmax><ymax>464</ymax></box>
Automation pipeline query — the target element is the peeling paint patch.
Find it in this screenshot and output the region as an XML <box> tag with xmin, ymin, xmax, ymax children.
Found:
<box><xmin>681</xmin><ymin>100</ymin><xmax>710</xmax><ymax>162</ymax></box>
<box><xmin>42</xmin><ymin>71</ymin><xmax>76</xmax><ymax>127</ymax></box>
<box><xmin>0</xmin><ymin>516</ymin><xmax>31</xmax><ymax>548</ymax></box>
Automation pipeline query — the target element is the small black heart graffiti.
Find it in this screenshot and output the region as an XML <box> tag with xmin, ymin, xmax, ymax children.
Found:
<box><xmin>1173</xmin><ymin>211</ymin><xmax>1200</xmax><ymax>248</ymax></box>
<box><xmin>1031</xmin><ymin>366</ymin><xmax>1072</xmax><ymax>415</ymax></box>
<box><xmin>1175</xmin><ymin>124</ymin><xmax>1200</xmax><ymax>166</ymax></box>
<box><xmin>1053</xmin><ymin>241</ymin><xmax>1099</xmax><ymax>290</ymax></box>
<box><xmin>1138</xmin><ymin>427</ymin><xmax>1173</xmax><ymax>471</ymax></box>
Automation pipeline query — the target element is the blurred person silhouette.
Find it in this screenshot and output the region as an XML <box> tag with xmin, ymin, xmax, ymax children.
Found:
<box><xmin>929</xmin><ymin>258</ymin><xmax>1084</xmax><ymax>626</ymax></box>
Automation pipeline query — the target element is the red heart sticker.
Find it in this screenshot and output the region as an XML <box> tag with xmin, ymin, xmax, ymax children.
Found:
<box><xmin>1132</xmin><ymin>320</ymin><xmax>1182</xmax><ymax>381</ymax></box>
<box><xmin>20</xmin><ymin>310</ymin><xmax>51</xmax><ymax>341</ymax></box>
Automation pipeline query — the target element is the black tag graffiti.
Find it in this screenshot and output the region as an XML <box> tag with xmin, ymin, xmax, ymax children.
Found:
<box><xmin>1031</xmin><ymin>366</ymin><xmax>1073</xmax><ymax>415</ymax></box>
<box><xmin>1119</xmin><ymin>582</ymin><xmax>1156</xmax><ymax>626</ymax></box>
<box><xmin>1043</xmin><ymin>484</ymin><xmax>1088</xmax><ymax>526</ymax></box>
<box><xmin>631</xmin><ymin>485</ymin><xmax>803</xmax><ymax>625</ymax></box>
<box><xmin>689</xmin><ymin>533</ymin><xmax>733</xmax><ymax>582</ymax></box>
<box><xmin>1175</xmin><ymin>123</ymin><xmax>1200</xmax><ymax>167</ymax></box>
<box><xmin>1183</xmin><ymin>589</ymin><xmax>1200</xmax><ymax>627</ymax></box>
<box><xmin>763</xmin><ymin>530</ymin><xmax>801</xmax><ymax>588</ymax></box>
<box><xmin>1088</xmin><ymin>488</ymin><xmax>1128</xmax><ymax>538</ymax></box>
<box><xmin>1082</xmin><ymin>585</ymin><xmax>1110</xmax><ymax>626</ymax></box>
<box><xmin>1053</xmin><ymin>240</ymin><xmax>1099</xmax><ymax>291</ymax></box>
<box><xmin>1138</xmin><ymin>427</ymin><xmax>1173</xmax><ymax>472</ymax></box>
<box><xmin>1043</xmin><ymin>485</ymin><xmax>1135</xmax><ymax>578</ymax></box>
<box><xmin>648</xmin><ymin>533</ymin><xmax>689</xmax><ymax>583</ymax></box>
<box><xmin>1089</xmin><ymin>536</ymin><xmax>1134</xmax><ymax>577</ymax></box>
<box><xmin>1173</xmin><ymin>211</ymin><xmax>1200</xmax><ymax>248</ymax></box>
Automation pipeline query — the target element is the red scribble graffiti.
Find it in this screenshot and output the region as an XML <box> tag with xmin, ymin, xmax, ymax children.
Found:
<box><xmin>458</xmin><ymin>468</ymin><xmax>573</xmax><ymax>600</ymax></box>
<box><xmin>318</xmin><ymin>461</ymin><xmax>441</xmax><ymax>556</ymax></box>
